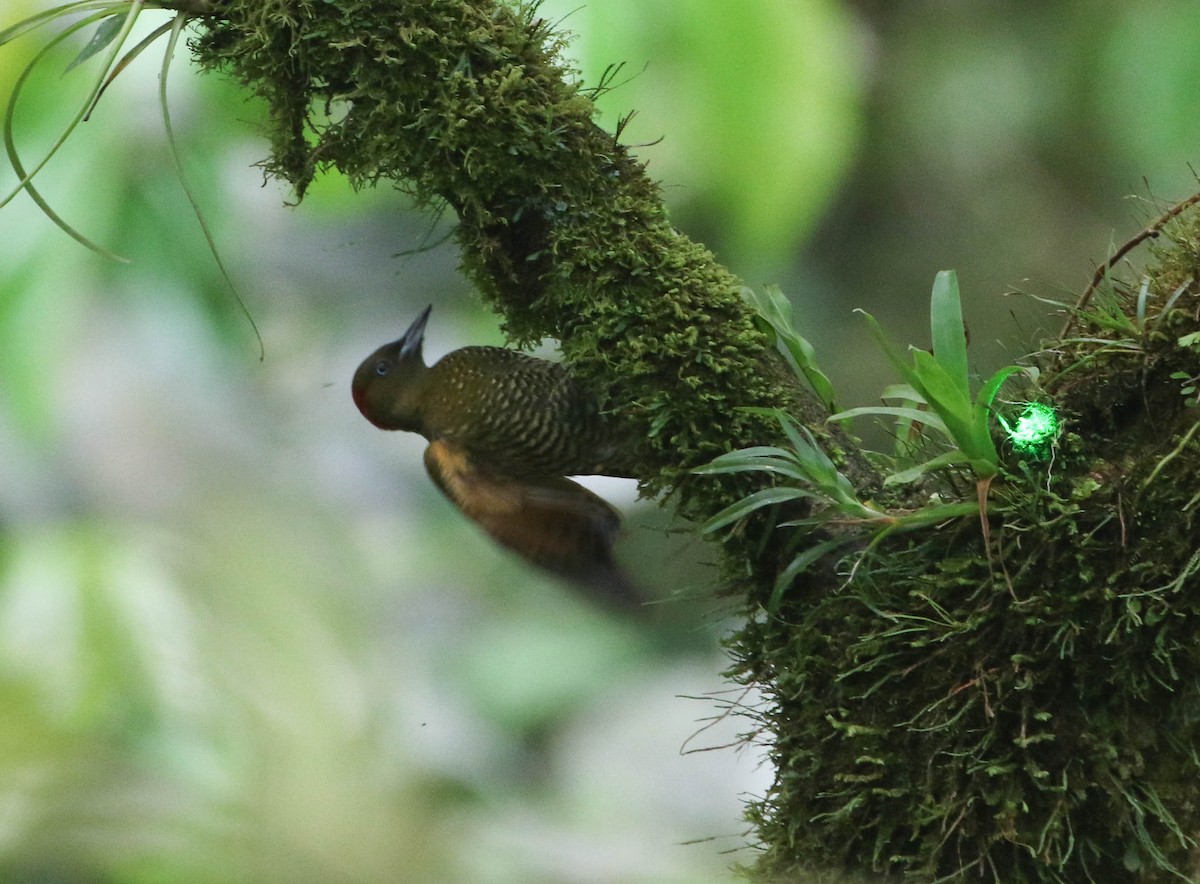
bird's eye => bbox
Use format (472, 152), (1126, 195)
(375, 360), (390, 377)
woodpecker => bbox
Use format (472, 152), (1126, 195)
(352, 306), (642, 610)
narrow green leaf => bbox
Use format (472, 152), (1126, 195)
(1, 0), (145, 262)
(699, 445), (794, 465)
(0, 1), (117, 47)
(830, 405), (950, 436)
(65, 14), (123, 72)
(1061, 337), (1142, 350)
(1135, 276), (1150, 330)
(694, 456), (809, 482)
(768, 539), (846, 612)
(895, 501), (986, 527)
(158, 10), (263, 357)
(908, 349), (992, 462)
(976, 364), (1028, 410)
(786, 338), (837, 412)
(2, 10), (107, 208)
(750, 285), (837, 411)
(784, 428), (841, 487)
(1159, 280), (1192, 325)
(700, 487), (813, 534)
(929, 270), (969, 402)
(857, 308), (921, 389)
(1021, 291), (1071, 309)
(775, 412), (820, 465)
(85, 18), (175, 121)
(909, 349), (973, 420)
(880, 383), (925, 403)
(884, 450), (970, 486)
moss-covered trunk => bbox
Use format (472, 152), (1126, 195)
(186, 0), (841, 499)
(169, 1), (1200, 880)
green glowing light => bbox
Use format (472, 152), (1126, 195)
(1001, 402), (1059, 459)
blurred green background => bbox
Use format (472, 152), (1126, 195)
(1, 1), (1196, 881)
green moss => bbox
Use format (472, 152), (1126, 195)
(731, 209), (1200, 881)
(188, 0), (837, 518)
(181, 2), (1200, 879)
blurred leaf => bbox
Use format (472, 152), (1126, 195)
(64, 13), (122, 73)
(542, 0), (864, 264)
(457, 601), (643, 732)
(1100, 3), (1200, 191)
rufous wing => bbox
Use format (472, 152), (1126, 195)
(423, 439), (644, 610)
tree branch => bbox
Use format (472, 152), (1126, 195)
(167, 2), (1200, 880)
(187, 0), (854, 504)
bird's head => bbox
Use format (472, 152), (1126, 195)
(351, 304), (432, 432)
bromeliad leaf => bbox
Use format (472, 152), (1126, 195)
(696, 446), (811, 483)
(832, 405), (951, 437)
(835, 271), (1027, 481)
(929, 269), (969, 402)
(746, 284), (837, 411)
(699, 408), (883, 526)
(884, 449), (970, 486)
(768, 538), (847, 611)
(701, 486), (815, 534)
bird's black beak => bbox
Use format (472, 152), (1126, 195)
(397, 305), (432, 358)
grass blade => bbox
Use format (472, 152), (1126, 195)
(2, 7), (139, 261)
(701, 487), (813, 534)
(769, 538), (846, 612)
(158, 10), (264, 357)
(64, 13), (123, 72)
(0, 0), (122, 47)
(2, 2), (150, 261)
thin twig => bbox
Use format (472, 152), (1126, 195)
(1061, 190), (1200, 337)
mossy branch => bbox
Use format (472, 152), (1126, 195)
(183, 3), (1200, 879)
(23, 0), (1200, 880)
(183, 0), (858, 514)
